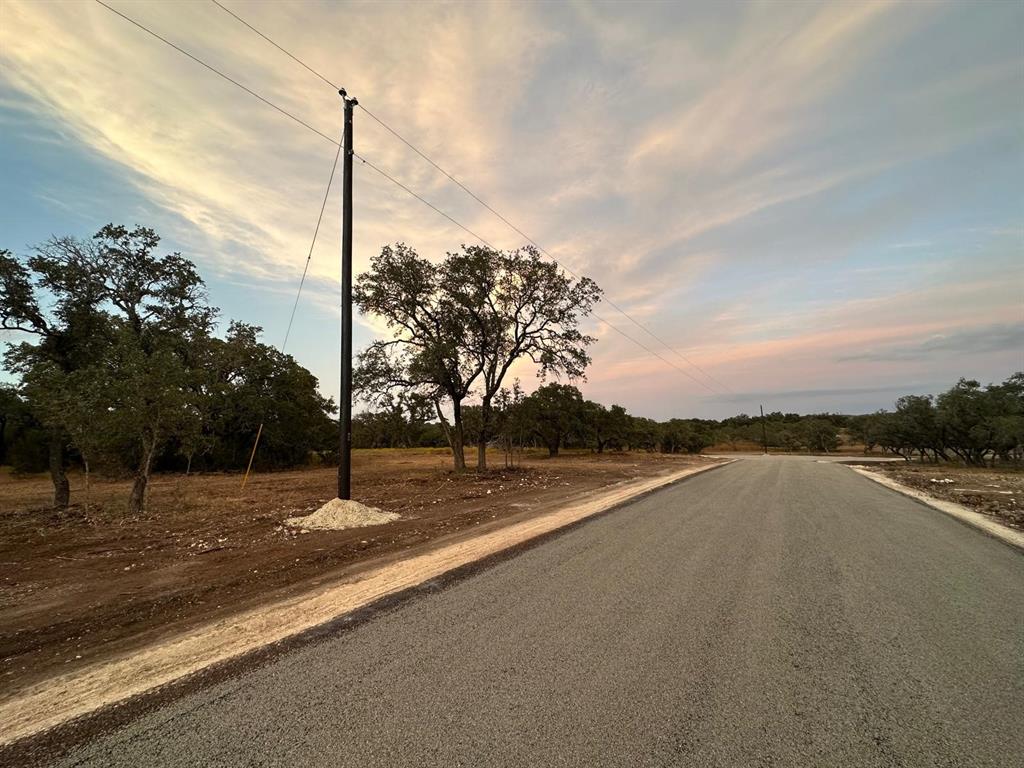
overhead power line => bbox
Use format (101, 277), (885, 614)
(281, 126), (345, 352)
(93, 0), (340, 147)
(363, 104), (734, 395)
(209, 0), (336, 90)
(353, 152), (492, 248)
(354, 151), (720, 391)
(246, 123), (343, 491)
(205, 0), (732, 396)
(94, 0), (341, 351)
(360, 103), (733, 394)
(358, 107), (733, 394)
(94, 0), (725, 395)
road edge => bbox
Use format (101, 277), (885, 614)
(0, 458), (734, 757)
(848, 465), (1024, 551)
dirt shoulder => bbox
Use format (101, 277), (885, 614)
(854, 462), (1024, 531)
(0, 450), (713, 700)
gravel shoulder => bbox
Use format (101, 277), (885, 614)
(854, 462), (1024, 530)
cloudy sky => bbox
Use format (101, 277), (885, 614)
(1, 0), (1021, 419)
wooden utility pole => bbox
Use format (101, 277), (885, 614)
(338, 89), (357, 499)
(760, 404), (768, 455)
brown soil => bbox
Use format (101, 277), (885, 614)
(0, 449), (707, 698)
(859, 463), (1024, 530)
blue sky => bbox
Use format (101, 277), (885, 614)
(1, 0), (1021, 419)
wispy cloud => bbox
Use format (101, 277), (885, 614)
(712, 383), (936, 406)
(1, 0), (1020, 418)
(838, 323), (1024, 363)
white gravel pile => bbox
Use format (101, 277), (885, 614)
(284, 498), (399, 531)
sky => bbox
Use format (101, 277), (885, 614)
(1, 0), (1021, 420)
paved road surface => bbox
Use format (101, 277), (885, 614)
(54, 457), (1024, 767)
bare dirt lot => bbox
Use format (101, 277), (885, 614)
(0, 449), (709, 698)
(859, 462), (1023, 531)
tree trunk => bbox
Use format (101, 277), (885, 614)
(48, 431), (70, 510)
(433, 399), (464, 471)
(128, 473), (147, 515)
(83, 458), (91, 516)
(477, 398), (492, 471)
(128, 438), (158, 515)
(451, 402), (466, 472)
(547, 434), (560, 457)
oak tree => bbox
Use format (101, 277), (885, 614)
(354, 244), (600, 471)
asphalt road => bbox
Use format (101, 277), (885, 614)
(54, 457), (1024, 767)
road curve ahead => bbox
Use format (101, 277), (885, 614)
(53, 457), (1024, 767)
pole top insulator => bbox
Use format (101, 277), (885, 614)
(338, 87), (347, 98)
(349, 97), (359, 106)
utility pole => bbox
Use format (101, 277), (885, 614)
(760, 404), (768, 455)
(338, 89), (357, 499)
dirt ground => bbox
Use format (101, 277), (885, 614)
(859, 462), (1024, 531)
(0, 449), (709, 698)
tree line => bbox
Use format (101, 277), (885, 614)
(846, 374), (1023, 465)
(351, 380), (842, 458)
(1, 226), (336, 512)
(4, 226), (1020, 513)
(2, 230), (604, 509)
(352, 374), (1024, 467)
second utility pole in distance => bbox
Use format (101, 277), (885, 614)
(760, 404), (769, 455)
(338, 89), (357, 500)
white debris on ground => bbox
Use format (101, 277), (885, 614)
(284, 498), (399, 531)
(929, 478), (954, 484)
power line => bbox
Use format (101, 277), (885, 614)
(353, 152), (492, 248)
(94, 0), (722, 395)
(244, 120), (342, 491)
(281, 126), (345, 352)
(209, 0), (336, 90)
(365, 113), (733, 393)
(353, 151), (718, 393)
(358, 105), (732, 395)
(92, 0), (343, 354)
(241, 116), (342, 492)
(205, 0), (732, 395)
(93, 0), (340, 147)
